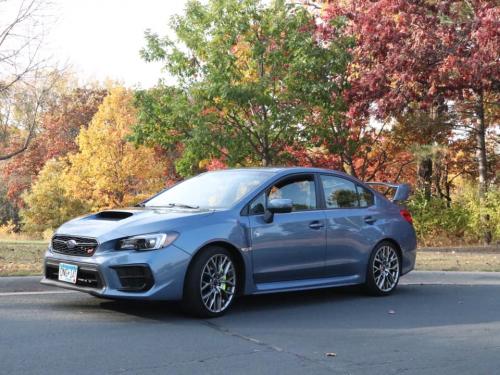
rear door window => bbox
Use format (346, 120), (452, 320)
(320, 175), (359, 208)
(357, 185), (374, 207)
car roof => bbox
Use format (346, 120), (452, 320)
(212, 167), (355, 179)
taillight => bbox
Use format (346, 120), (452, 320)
(400, 209), (413, 224)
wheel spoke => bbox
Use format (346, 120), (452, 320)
(387, 272), (394, 283)
(216, 291), (222, 311)
(378, 274), (385, 289)
(202, 289), (214, 301)
(221, 288), (234, 296)
(210, 292), (217, 310)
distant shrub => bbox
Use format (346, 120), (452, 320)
(42, 228), (54, 242)
(407, 193), (470, 246)
(457, 184), (500, 243)
(0, 220), (16, 236)
(408, 183), (500, 246)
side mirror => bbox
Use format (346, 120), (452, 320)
(263, 199), (293, 223)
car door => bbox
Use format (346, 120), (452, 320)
(319, 174), (381, 278)
(248, 174), (326, 284)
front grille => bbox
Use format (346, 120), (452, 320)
(45, 263), (103, 289)
(113, 265), (154, 292)
(51, 235), (98, 257)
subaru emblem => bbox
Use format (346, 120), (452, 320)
(66, 239), (77, 249)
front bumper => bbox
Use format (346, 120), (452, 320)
(41, 244), (191, 301)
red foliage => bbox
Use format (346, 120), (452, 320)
(1, 88), (106, 205)
(322, 0), (500, 118)
(282, 144), (342, 170)
(205, 158), (228, 171)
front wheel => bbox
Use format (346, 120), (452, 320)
(364, 241), (400, 296)
(183, 246), (237, 318)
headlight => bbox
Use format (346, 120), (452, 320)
(118, 232), (178, 251)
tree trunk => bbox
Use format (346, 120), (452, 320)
(475, 92), (488, 196)
(418, 156), (433, 200)
(475, 90), (491, 244)
(261, 148), (271, 167)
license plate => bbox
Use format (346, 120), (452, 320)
(58, 263), (78, 284)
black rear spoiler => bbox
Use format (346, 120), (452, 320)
(365, 182), (411, 203)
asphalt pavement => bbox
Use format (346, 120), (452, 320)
(1, 272), (500, 375)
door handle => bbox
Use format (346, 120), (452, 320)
(309, 221), (324, 229)
(364, 216), (377, 224)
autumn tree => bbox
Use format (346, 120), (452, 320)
(134, 0), (351, 175)
(322, 0), (499, 194)
(1, 86), (107, 208)
(20, 159), (89, 233)
(65, 86), (166, 210)
(320, 0), (499, 243)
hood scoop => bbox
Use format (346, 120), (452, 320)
(90, 211), (134, 221)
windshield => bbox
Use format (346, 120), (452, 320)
(145, 170), (274, 210)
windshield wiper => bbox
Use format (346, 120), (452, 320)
(165, 203), (200, 209)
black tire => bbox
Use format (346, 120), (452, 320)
(364, 241), (401, 296)
(182, 246), (238, 318)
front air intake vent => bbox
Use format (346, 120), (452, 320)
(112, 265), (154, 292)
(93, 211), (134, 221)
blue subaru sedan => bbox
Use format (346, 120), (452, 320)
(42, 168), (416, 317)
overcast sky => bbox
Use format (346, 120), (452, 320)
(44, 0), (189, 87)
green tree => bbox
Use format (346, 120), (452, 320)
(133, 0), (351, 175)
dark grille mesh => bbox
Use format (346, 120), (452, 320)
(51, 235), (98, 257)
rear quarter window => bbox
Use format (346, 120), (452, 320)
(357, 185), (374, 207)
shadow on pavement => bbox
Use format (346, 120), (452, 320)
(93, 283), (500, 331)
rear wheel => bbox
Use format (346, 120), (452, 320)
(183, 246), (237, 318)
(364, 241), (400, 296)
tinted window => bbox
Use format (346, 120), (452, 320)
(249, 192), (266, 215)
(357, 185), (374, 207)
(320, 175), (358, 208)
(269, 177), (316, 211)
(248, 175), (317, 214)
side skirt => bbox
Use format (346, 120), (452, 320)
(252, 274), (363, 295)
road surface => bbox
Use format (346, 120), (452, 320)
(1, 272), (500, 374)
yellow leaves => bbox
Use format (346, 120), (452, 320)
(232, 38), (259, 83)
(20, 158), (89, 233)
(347, 62), (362, 81)
(64, 86), (166, 211)
(389, 78), (399, 90)
(198, 158), (210, 169)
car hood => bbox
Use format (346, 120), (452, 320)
(55, 207), (215, 243)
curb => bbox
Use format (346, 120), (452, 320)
(401, 271), (500, 286)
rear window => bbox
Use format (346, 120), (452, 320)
(357, 185), (374, 207)
(320, 175), (358, 208)
(320, 175), (375, 208)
